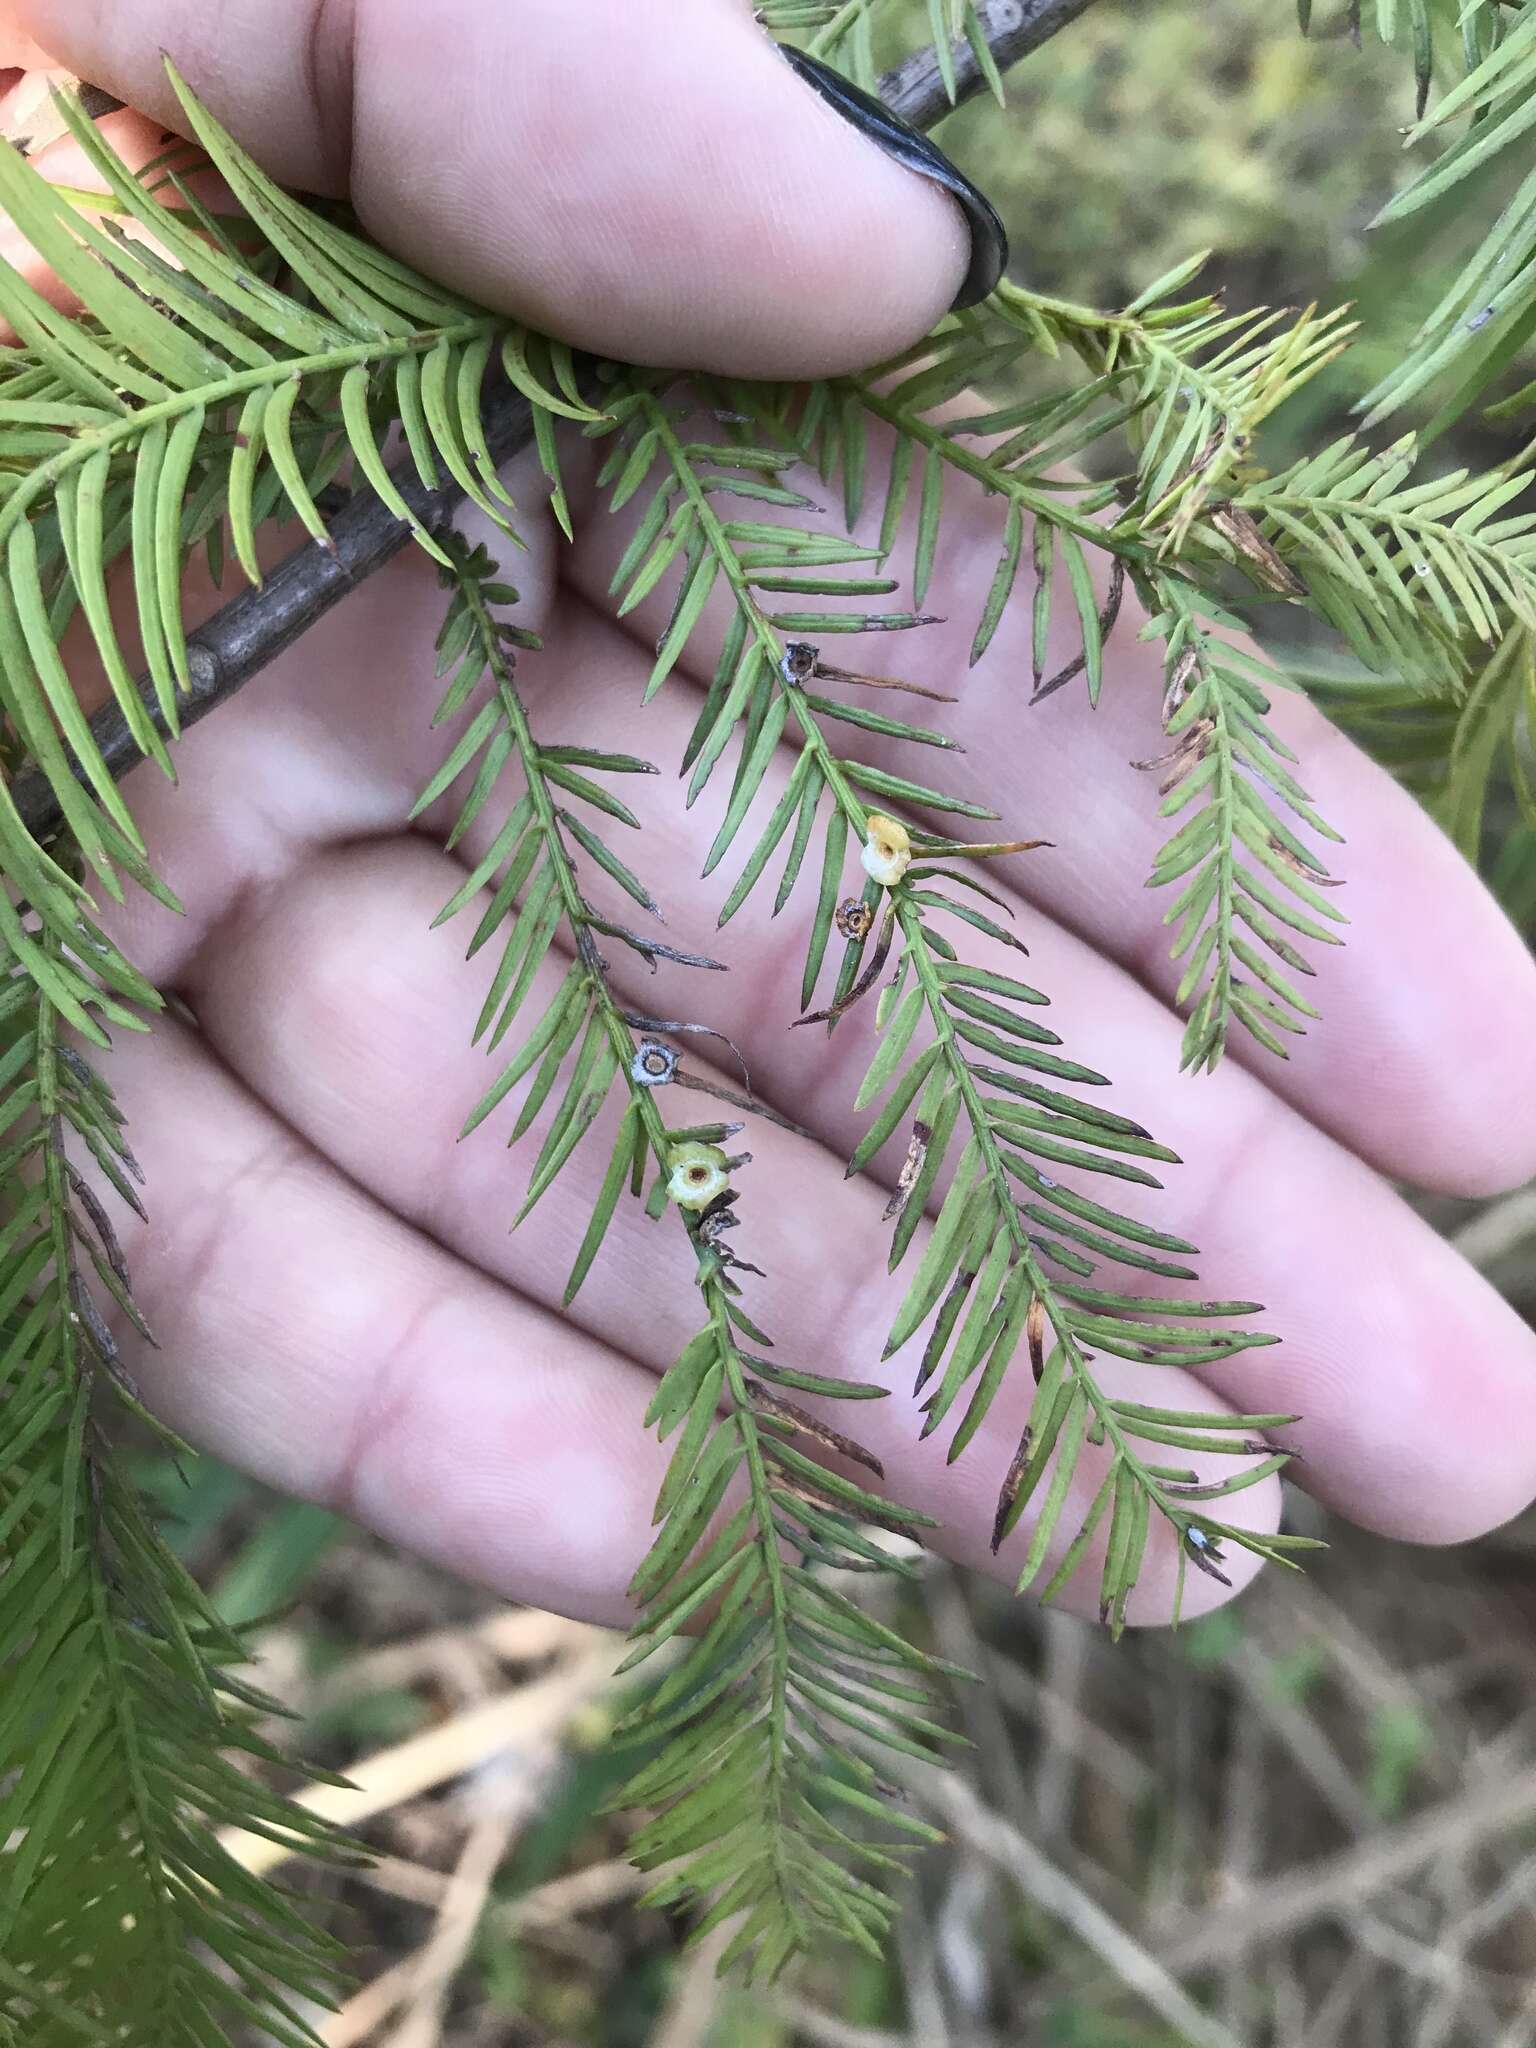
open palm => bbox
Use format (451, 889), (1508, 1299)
(14, 0), (1536, 1638)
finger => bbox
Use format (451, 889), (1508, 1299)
(15, 0), (970, 375)
(98, 1004), (1270, 1627)
(563, 415), (1536, 1199)
(103, 1020), (674, 1628)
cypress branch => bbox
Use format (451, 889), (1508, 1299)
(2, 0), (1535, 2010)
(8, 2), (1101, 842)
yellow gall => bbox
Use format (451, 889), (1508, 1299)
(860, 814), (912, 889)
(666, 1141), (729, 1213)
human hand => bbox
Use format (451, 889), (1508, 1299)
(11, 0), (1536, 1633)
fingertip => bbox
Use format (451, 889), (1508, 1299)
(1364, 1297), (1536, 1548)
(1233, 1209), (1536, 1549)
(1258, 698), (1536, 1196)
(356, 3), (971, 378)
(1311, 882), (1536, 1200)
(16, 0), (971, 379)
(764, 31), (975, 360)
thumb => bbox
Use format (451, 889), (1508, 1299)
(12, 0), (976, 377)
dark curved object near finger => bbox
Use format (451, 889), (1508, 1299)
(779, 44), (1009, 310)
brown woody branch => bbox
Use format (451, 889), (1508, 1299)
(883, 0), (1100, 126)
(12, 0), (1101, 840)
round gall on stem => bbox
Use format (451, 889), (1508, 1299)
(835, 897), (875, 940)
(631, 1039), (679, 1087)
(666, 1141), (730, 1213)
(860, 814), (912, 889)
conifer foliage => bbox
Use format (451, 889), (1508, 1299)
(2, 4), (1535, 2028)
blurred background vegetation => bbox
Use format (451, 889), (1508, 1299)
(941, 0), (1411, 312)
(161, 8), (1536, 2044)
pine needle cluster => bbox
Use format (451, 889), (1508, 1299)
(0, 4), (1534, 2030)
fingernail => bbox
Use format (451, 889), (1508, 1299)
(779, 46), (1008, 312)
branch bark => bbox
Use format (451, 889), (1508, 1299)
(12, 0), (1102, 840)
(884, 0), (1101, 129)
(36, 399), (537, 812)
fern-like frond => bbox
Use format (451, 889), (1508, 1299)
(686, 300), (1356, 1080)
(1342, 0), (1536, 424)
(850, 891), (1314, 1617)
(1139, 579), (1347, 1071)
(617, 404), (1313, 1625)
(1233, 433), (1536, 692)
(412, 534), (686, 1300)
(827, 335), (1135, 685)
(989, 275), (1354, 549)
(807, 280), (1349, 685)
(618, 1267), (956, 1981)
(0, 926), (349, 2046)
(0, 71), (586, 938)
(427, 536), (961, 1971)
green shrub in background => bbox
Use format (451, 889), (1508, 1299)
(919, 0), (1411, 308)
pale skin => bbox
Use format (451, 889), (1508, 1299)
(6, 0), (1536, 1633)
